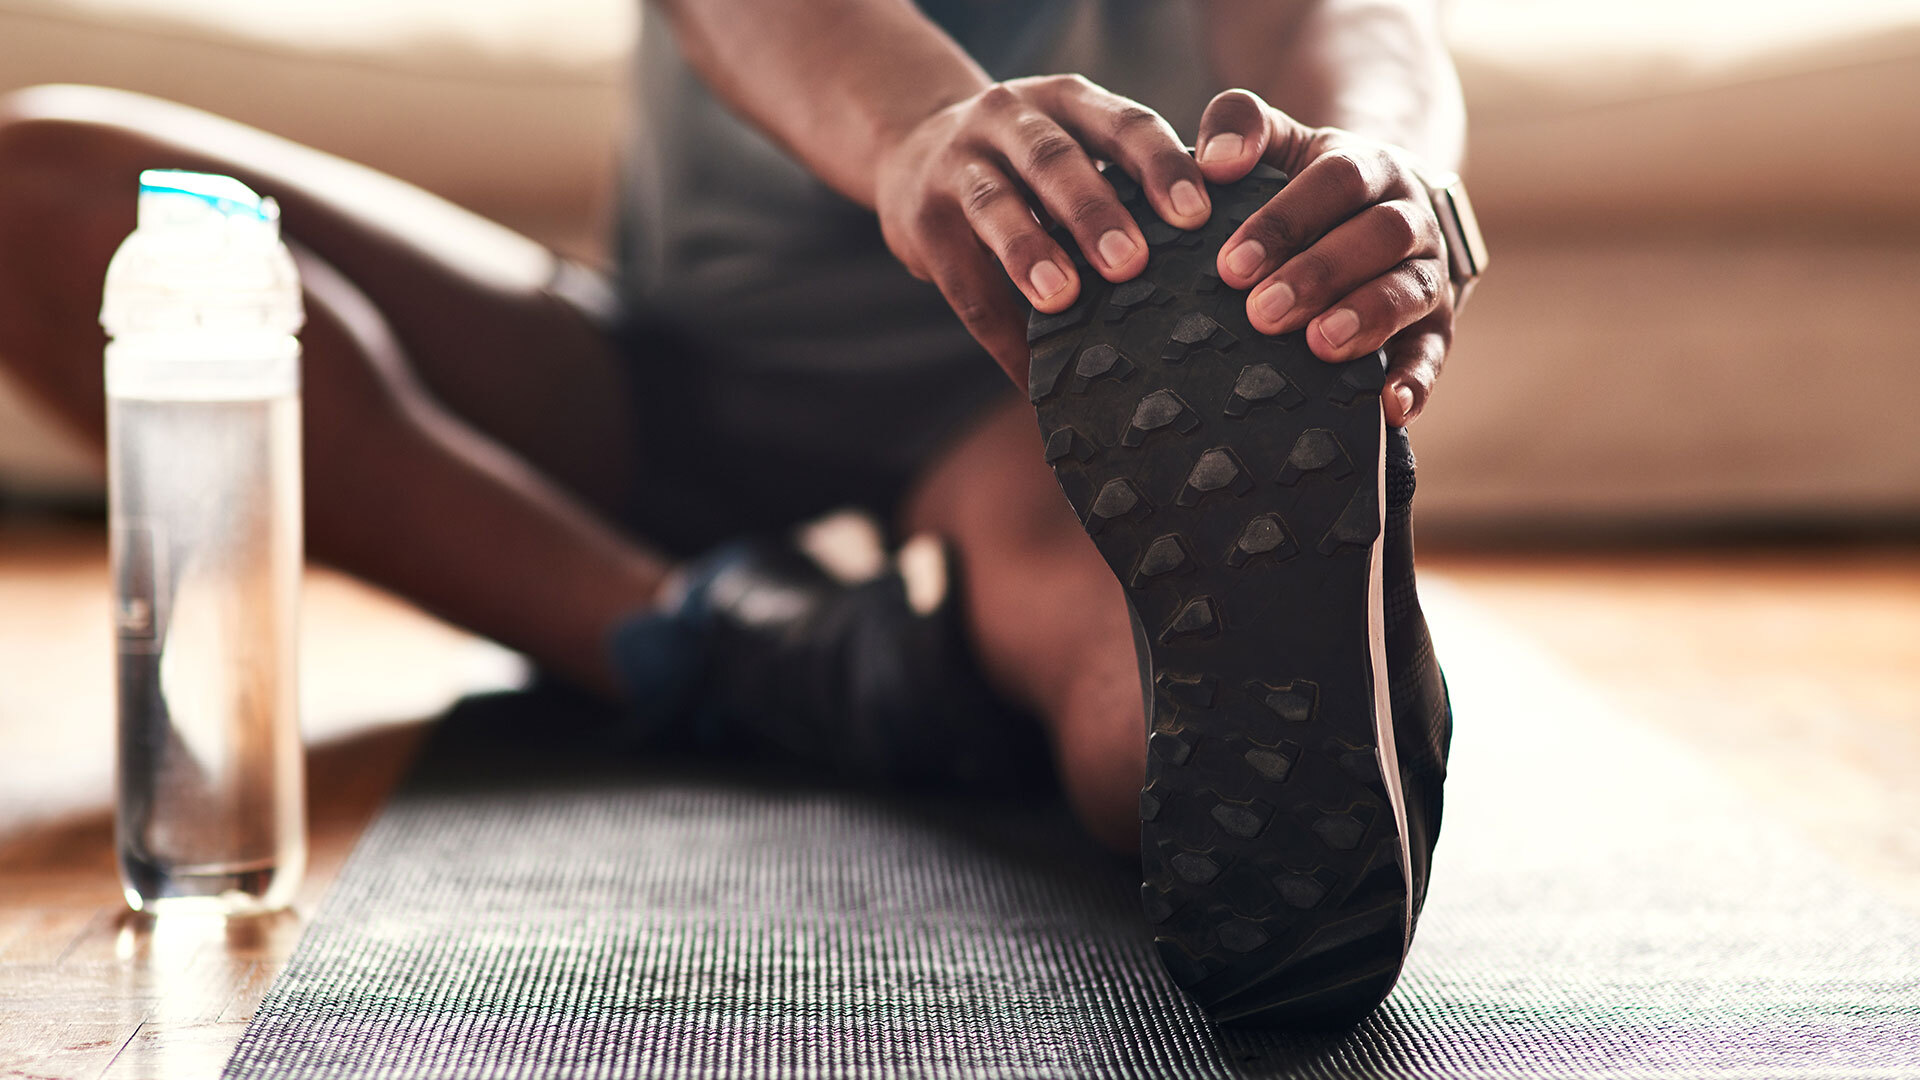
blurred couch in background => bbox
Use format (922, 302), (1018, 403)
(2, 0), (1916, 534)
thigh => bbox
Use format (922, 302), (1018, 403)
(0, 85), (638, 516)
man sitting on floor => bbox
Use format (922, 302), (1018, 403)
(0, 0), (1477, 1025)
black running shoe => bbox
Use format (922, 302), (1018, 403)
(609, 532), (1051, 791)
(1027, 165), (1452, 1027)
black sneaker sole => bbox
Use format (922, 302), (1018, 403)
(1027, 166), (1413, 1027)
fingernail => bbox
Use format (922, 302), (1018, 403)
(1224, 239), (1265, 279)
(1029, 260), (1069, 300)
(1199, 133), (1243, 164)
(1393, 384), (1417, 420)
(1097, 229), (1138, 271)
(1254, 281), (1295, 324)
(1169, 179), (1206, 219)
(1319, 308), (1360, 348)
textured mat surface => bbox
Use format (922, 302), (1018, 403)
(224, 590), (1920, 1079)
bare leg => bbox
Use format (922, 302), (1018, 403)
(0, 86), (665, 694)
(900, 398), (1145, 852)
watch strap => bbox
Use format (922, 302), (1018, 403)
(1422, 171), (1487, 313)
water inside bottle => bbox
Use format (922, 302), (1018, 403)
(110, 392), (305, 915)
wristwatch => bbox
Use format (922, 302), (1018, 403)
(1419, 170), (1487, 314)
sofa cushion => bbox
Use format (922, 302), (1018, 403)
(0, 0), (630, 243)
(1451, 0), (1920, 235)
(8, 0), (1914, 241)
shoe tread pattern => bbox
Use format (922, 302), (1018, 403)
(1029, 167), (1408, 1028)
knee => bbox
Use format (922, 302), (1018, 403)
(0, 83), (168, 151)
(0, 88), (145, 295)
(0, 85), (136, 194)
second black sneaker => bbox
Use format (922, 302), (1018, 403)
(1027, 165), (1452, 1027)
(608, 527), (1053, 792)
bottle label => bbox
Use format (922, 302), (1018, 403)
(112, 519), (169, 654)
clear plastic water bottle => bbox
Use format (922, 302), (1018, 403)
(101, 170), (307, 915)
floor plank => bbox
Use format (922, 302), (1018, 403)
(99, 1022), (252, 1080)
(0, 1009), (145, 1080)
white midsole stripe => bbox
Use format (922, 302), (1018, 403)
(1367, 412), (1416, 949)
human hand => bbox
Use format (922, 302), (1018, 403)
(874, 76), (1209, 383)
(1193, 89), (1453, 426)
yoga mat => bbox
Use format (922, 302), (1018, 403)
(222, 588), (1920, 1078)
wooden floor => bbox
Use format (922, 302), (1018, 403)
(1435, 543), (1920, 910)
(2, 520), (1916, 1079)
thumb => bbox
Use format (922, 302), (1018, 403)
(1194, 89), (1311, 183)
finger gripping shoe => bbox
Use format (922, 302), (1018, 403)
(1028, 165), (1434, 1027)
